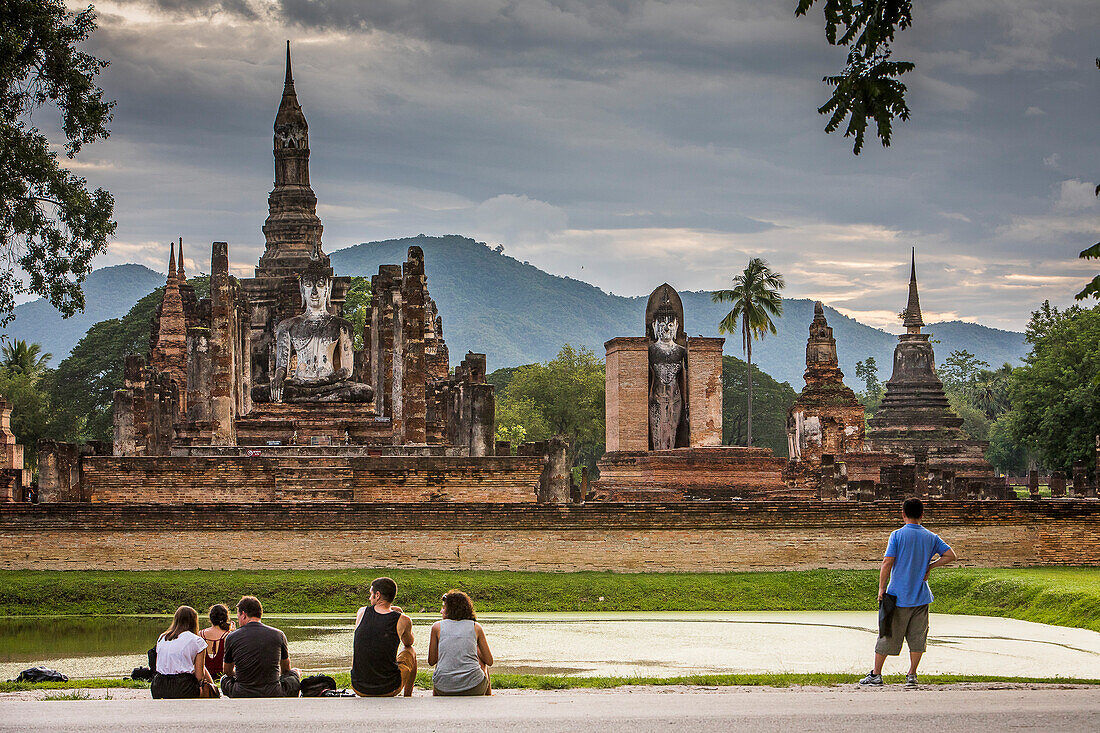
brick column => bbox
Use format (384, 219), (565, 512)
(604, 337), (648, 452)
(1028, 469), (1040, 500)
(401, 247), (427, 444)
(209, 242), (237, 445)
(686, 336), (724, 447)
(1049, 470), (1066, 498)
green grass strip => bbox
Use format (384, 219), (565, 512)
(1, 568), (1098, 631)
(4, 672), (1098, 695)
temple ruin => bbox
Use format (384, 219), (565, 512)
(591, 283), (801, 500)
(35, 43), (558, 504)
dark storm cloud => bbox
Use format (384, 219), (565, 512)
(67, 0), (1100, 330)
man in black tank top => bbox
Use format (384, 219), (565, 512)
(351, 577), (417, 696)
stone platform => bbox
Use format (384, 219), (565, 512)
(591, 446), (810, 500)
(233, 403), (393, 446)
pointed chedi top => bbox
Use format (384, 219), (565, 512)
(167, 240), (177, 284)
(176, 237), (186, 282)
(284, 39), (293, 87)
(903, 247), (924, 333)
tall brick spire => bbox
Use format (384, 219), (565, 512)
(257, 40), (327, 277)
(176, 237), (186, 282)
(150, 242), (189, 411)
(903, 247), (924, 334)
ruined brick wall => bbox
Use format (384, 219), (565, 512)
(2, 501), (1097, 571)
(685, 337), (724, 447)
(82, 455), (541, 503)
(604, 337), (649, 452)
(593, 447), (803, 500)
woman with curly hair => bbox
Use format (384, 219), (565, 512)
(428, 590), (494, 696)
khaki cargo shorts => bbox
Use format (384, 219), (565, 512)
(875, 603), (929, 656)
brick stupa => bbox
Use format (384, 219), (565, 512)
(786, 301), (866, 462)
(866, 251), (994, 478)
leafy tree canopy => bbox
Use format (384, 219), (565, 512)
(1007, 301), (1100, 472)
(343, 276), (371, 350)
(1, 338), (51, 377)
(1, 1), (116, 325)
(721, 354), (796, 456)
(796, 0), (914, 154)
(494, 344), (605, 468)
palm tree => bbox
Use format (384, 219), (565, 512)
(712, 258), (784, 446)
(1, 339), (52, 378)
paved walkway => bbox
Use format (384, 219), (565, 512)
(3, 685), (1099, 732)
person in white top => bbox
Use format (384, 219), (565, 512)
(151, 605), (217, 699)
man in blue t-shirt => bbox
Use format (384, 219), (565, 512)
(859, 497), (957, 688)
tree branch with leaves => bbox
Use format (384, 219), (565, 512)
(0, 1), (116, 326)
(796, 0), (915, 154)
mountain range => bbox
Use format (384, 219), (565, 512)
(2, 235), (1028, 387)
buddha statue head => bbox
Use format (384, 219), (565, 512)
(299, 242), (332, 316)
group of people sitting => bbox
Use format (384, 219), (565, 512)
(150, 577), (493, 699)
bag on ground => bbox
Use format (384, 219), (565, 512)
(15, 667), (69, 683)
(298, 674), (337, 697)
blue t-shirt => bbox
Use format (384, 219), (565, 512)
(884, 523), (951, 607)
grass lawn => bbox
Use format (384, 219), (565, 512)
(1, 567), (1098, 632)
(4, 671), (1099, 694)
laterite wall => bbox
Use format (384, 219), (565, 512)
(2, 501), (1097, 571)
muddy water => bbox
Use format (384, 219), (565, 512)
(2, 612), (1098, 680)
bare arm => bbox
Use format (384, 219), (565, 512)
(474, 623), (493, 667)
(222, 661), (234, 678)
(193, 649), (207, 681)
(271, 323), (290, 402)
(397, 614), (415, 648)
(428, 622), (441, 666)
(878, 556), (895, 602)
(925, 547), (957, 580)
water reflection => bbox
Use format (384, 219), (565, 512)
(2, 612), (1098, 681)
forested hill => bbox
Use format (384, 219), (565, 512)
(330, 235), (1028, 386)
(1, 235), (1028, 387)
(2, 264), (164, 366)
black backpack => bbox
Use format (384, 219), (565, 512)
(15, 667), (69, 683)
(298, 674), (337, 697)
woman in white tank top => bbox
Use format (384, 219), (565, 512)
(428, 590), (494, 696)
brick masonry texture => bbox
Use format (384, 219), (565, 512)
(2, 501), (1096, 571)
(82, 456), (543, 503)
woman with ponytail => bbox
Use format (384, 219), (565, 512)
(199, 604), (236, 680)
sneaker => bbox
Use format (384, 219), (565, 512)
(858, 671), (883, 686)
(905, 674), (918, 689)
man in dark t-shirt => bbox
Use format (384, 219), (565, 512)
(220, 595), (301, 698)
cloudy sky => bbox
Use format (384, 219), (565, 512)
(46, 0), (1100, 331)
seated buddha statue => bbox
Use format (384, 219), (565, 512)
(270, 260), (373, 404)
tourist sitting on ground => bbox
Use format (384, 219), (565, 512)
(198, 603), (235, 680)
(350, 577), (417, 697)
(151, 605), (217, 699)
(220, 595), (301, 698)
(428, 590), (493, 696)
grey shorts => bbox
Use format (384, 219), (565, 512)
(875, 603), (929, 656)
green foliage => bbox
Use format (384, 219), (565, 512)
(43, 276), (210, 442)
(1007, 300), (1100, 472)
(1, 339), (51, 376)
(0, 0), (116, 325)
(854, 356), (883, 414)
(497, 344), (605, 467)
(713, 258), (785, 447)
(721, 355), (796, 456)
(0, 339), (81, 469)
(342, 276), (371, 350)
(986, 415), (1030, 475)
(795, 0), (914, 154)
(938, 349), (989, 392)
(3, 568), (1100, 633)
(494, 396), (549, 451)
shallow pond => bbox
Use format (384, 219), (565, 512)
(2, 612), (1098, 681)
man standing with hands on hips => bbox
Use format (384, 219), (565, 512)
(860, 498), (957, 689)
